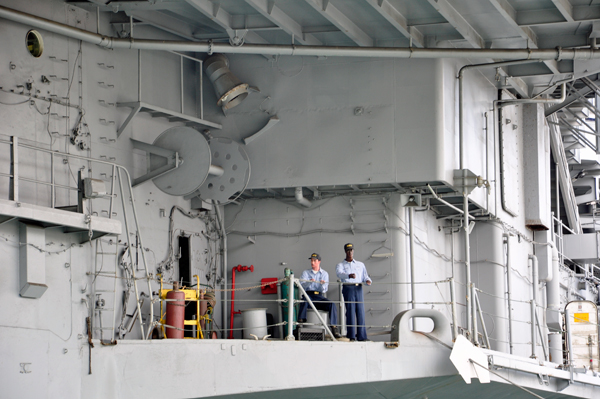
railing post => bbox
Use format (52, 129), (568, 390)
(530, 300), (537, 358)
(276, 281), (283, 339)
(471, 283), (478, 344)
(286, 273), (295, 341)
(449, 278), (458, 341)
(108, 164), (116, 218)
(339, 280), (346, 337)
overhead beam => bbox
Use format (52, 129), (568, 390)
(489, 0), (560, 74)
(365, 0), (424, 48)
(427, 0), (530, 95)
(426, 0), (484, 48)
(305, 0), (373, 47)
(125, 11), (196, 41)
(185, 0), (269, 44)
(551, 0), (574, 22)
(518, 5), (600, 26)
(245, 0), (322, 45)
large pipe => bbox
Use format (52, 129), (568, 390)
(530, 254), (539, 304)
(3, 6), (600, 60)
(295, 187), (312, 208)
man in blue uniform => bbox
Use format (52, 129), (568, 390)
(336, 243), (372, 341)
(298, 253), (341, 338)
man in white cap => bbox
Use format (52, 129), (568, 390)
(298, 253), (341, 338)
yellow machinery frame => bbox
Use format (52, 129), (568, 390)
(158, 275), (211, 339)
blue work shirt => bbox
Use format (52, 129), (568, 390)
(300, 268), (329, 293)
(336, 259), (371, 284)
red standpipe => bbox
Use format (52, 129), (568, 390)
(229, 264), (254, 339)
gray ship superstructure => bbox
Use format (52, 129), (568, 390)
(2, 1), (600, 398)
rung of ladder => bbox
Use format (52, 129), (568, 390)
(95, 307), (114, 311)
(95, 271), (117, 275)
(95, 289), (115, 293)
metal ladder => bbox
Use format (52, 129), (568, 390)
(91, 237), (120, 341)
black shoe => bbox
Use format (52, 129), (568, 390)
(330, 326), (341, 339)
(349, 338), (356, 342)
(298, 318), (307, 323)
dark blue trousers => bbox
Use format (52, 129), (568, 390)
(342, 285), (367, 341)
(298, 292), (338, 326)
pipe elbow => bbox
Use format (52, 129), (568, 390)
(295, 187), (312, 208)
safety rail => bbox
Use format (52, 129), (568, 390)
(96, 269), (565, 366)
(553, 213), (600, 285)
(0, 137), (154, 340)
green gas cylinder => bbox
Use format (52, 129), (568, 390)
(280, 268), (300, 336)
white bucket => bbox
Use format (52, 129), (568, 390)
(307, 309), (329, 328)
(241, 308), (268, 339)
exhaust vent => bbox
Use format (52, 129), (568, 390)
(204, 54), (249, 110)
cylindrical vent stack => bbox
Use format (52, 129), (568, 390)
(204, 53), (249, 110)
(166, 284), (185, 339)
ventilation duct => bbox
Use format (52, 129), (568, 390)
(204, 54), (249, 110)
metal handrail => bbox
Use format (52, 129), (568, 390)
(0, 137), (153, 340)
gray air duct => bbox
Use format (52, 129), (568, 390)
(204, 54), (249, 110)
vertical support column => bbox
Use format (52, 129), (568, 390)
(180, 55), (184, 114)
(409, 207), (416, 309)
(523, 104), (551, 230)
(10, 136), (18, 202)
(463, 190), (472, 341)
(388, 194), (408, 317)
(137, 50), (142, 102)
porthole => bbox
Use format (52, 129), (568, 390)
(26, 30), (44, 58)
